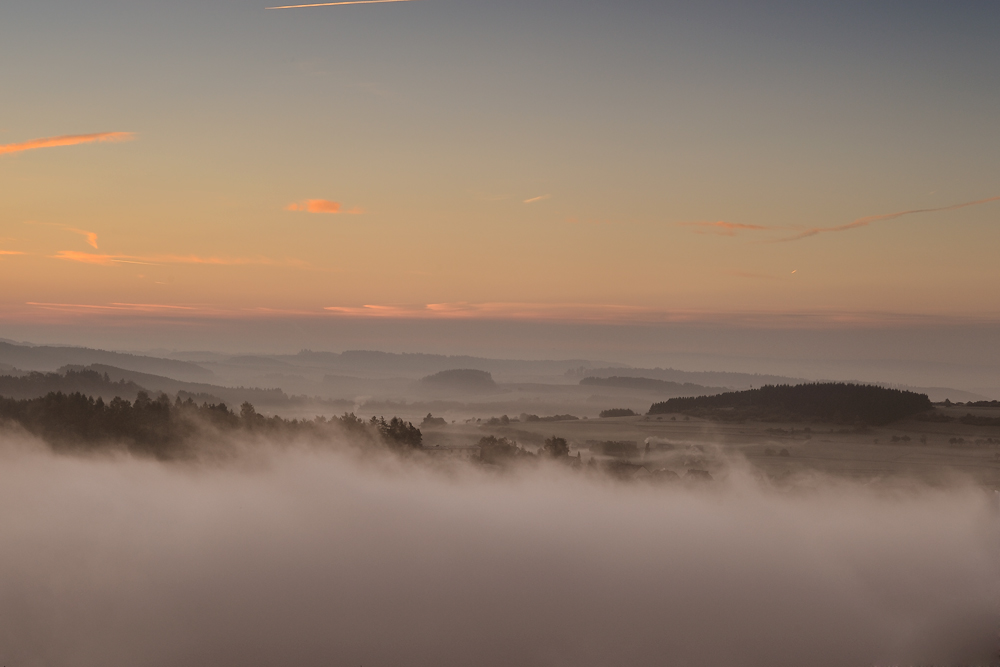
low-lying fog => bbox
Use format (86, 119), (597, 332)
(1, 432), (997, 667)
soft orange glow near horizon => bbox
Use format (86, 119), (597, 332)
(3, 3), (1000, 335)
(0, 132), (134, 156)
(3, 300), (993, 331)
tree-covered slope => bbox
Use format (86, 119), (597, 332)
(648, 383), (932, 425)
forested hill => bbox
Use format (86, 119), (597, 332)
(648, 383), (932, 425)
(0, 391), (422, 459)
(0, 369), (145, 401)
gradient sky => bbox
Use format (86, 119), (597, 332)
(2, 0), (999, 327)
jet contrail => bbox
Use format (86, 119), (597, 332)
(267, 0), (415, 9)
(776, 195), (1000, 242)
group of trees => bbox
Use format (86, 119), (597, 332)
(599, 408), (636, 418)
(0, 390), (422, 458)
(476, 435), (570, 464)
(649, 383), (933, 426)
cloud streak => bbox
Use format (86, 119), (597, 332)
(26, 302), (200, 314)
(523, 195), (551, 204)
(23, 222), (100, 249)
(65, 227), (99, 249)
(267, 0), (416, 9)
(325, 302), (708, 323)
(681, 221), (777, 237)
(0, 132), (134, 156)
(52, 251), (306, 267)
(776, 195), (1000, 242)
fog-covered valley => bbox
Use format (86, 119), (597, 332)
(0, 430), (998, 667)
(3, 338), (1000, 666)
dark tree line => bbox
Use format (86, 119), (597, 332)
(599, 408), (637, 418)
(648, 383), (933, 426)
(0, 390), (422, 458)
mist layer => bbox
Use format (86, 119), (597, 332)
(0, 436), (997, 667)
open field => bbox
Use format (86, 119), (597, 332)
(423, 404), (1000, 487)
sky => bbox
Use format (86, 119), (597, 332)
(1, 1), (999, 355)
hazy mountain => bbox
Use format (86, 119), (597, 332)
(570, 366), (806, 390)
(0, 342), (213, 382)
(580, 376), (726, 396)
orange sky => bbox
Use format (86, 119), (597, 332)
(2, 1), (999, 328)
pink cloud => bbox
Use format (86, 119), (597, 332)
(286, 199), (365, 215)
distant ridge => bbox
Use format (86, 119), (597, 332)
(293, 349), (622, 378)
(571, 366), (805, 390)
(0, 341), (213, 382)
(580, 376), (725, 395)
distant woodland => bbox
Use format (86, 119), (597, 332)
(0, 391), (422, 459)
(0, 369), (145, 401)
(648, 383), (933, 425)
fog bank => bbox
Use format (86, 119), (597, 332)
(0, 437), (997, 666)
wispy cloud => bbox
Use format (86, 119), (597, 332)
(523, 195), (551, 204)
(0, 132), (134, 156)
(775, 195), (1000, 242)
(74, 227), (97, 250)
(681, 221), (777, 237)
(52, 251), (149, 266)
(52, 251), (306, 267)
(325, 302), (671, 323)
(24, 221), (100, 248)
(286, 199), (363, 214)
(322, 303), (1000, 327)
(0, 250), (26, 256)
(267, 0), (416, 8)
(679, 196), (1000, 242)
(27, 302), (198, 313)
(66, 227), (99, 249)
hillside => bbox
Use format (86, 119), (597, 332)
(0, 369), (145, 401)
(569, 366), (805, 390)
(648, 383), (932, 425)
(0, 341), (212, 381)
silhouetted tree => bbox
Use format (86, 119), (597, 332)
(541, 436), (570, 458)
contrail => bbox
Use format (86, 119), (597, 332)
(523, 195), (551, 204)
(267, 0), (415, 9)
(777, 195), (1000, 242)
